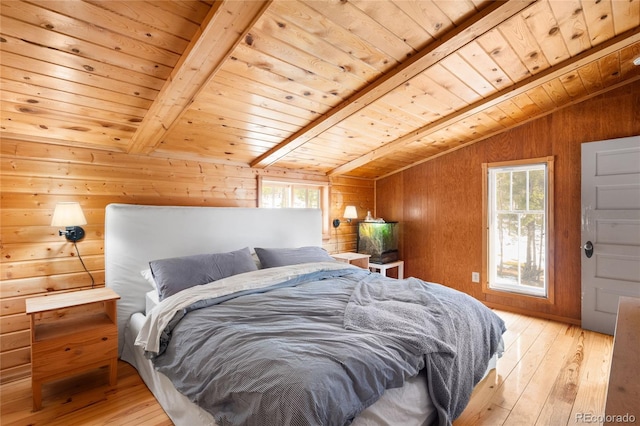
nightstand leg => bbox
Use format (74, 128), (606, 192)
(32, 379), (42, 411)
(109, 358), (118, 386)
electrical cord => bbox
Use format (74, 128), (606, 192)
(73, 240), (95, 288)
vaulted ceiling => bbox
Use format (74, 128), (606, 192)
(1, 0), (639, 179)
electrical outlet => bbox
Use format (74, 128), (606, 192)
(472, 272), (480, 283)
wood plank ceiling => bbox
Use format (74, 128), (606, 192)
(1, 0), (639, 179)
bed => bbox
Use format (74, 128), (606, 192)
(105, 203), (505, 426)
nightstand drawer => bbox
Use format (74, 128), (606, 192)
(31, 325), (117, 377)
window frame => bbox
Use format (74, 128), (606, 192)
(258, 176), (330, 238)
(481, 156), (555, 304)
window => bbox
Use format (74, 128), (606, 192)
(258, 177), (330, 237)
(482, 157), (554, 300)
(261, 182), (320, 209)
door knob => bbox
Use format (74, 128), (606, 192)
(583, 241), (594, 258)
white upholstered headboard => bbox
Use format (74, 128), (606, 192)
(104, 203), (323, 354)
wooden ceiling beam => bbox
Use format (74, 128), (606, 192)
(372, 75), (640, 181)
(250, 0), (536, 169)
(127, 0), (272, 154)
(328, 27), (640, 177)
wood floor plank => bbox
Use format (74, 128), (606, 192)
(0, 362), (170, 426)
(498, 311), (537, 349)
(492, 319), (561, 410)
(505, 323), (580, 425)
(534, 328), (589, 425)
(566, 331), (613, 426)
(1, 311), (613, 426)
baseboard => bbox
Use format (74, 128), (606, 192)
(483, 301), (581, 326)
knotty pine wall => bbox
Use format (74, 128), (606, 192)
(0, 140), (373, 383)
(376, 81), (640, 325)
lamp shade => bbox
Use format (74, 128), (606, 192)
(343, 205), (358, 219)
(51, 202), (87, 227)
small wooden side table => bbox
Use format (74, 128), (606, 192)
(26, 287), (120, 410)
(332, 252), (371, 269)
(369, 260), (404, 279)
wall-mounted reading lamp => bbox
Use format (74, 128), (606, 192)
(332, 205), (358, 228)
(52, 202), (94, 287)
(51, 202), (87, 241)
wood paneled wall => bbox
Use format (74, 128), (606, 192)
(376, 81), (640, 324)
(0, 141), (373, 382)
(3, 82), (635, 384)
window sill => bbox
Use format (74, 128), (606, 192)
(482, 285), (555, 305)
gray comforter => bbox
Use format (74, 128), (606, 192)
(151, 267), (505, 426)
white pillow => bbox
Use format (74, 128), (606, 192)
(140, 268), (158, 291)
(251, 251), (262, 269)
(145, 289), (160, 315)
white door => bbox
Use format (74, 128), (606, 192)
(581, 135), (640, 335)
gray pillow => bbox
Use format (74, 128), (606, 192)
(150, 247), (257, 300)
(254, 246), (335, 269)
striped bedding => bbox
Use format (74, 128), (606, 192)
(136, 263), (505, 426)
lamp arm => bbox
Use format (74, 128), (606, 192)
(59, 226), (85, 242)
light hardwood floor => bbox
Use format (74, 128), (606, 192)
(454, 310), (613, 426)
(0, 310), (613, 426)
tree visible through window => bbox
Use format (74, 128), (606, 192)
(261, 182), (320, 209)
(483, 157), (554, 299)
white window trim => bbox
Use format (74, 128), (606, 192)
(482, 156), (555, 304)
(258, 176), (330, 238)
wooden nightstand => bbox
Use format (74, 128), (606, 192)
(26, 287), (120, 410)
(332, 252), (371, 269)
